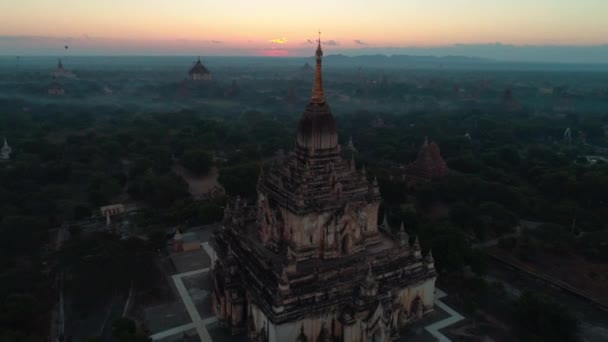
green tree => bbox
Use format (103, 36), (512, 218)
(514, 292), (580, 342)
(112, 318), (136, 338)
(218, 163), (260, 198)
(181, 149), (213, 175)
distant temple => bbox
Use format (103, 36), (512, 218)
(189, 57), (212, 81)
(210, 39), (436, 342)
(100, 203), (126, 227)
(286, 87), (297, 104)
(397, 138), (448, 185)
(345, 135), (358, 154)
(224, 80), (240, 97)
(300, 62), (313, 72)
(1, 138), (12, 160)
(52, 59), (74, 78)
(48, 77), (65, 95)
(502, 88), (522, 112)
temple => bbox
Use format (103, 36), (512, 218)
(1, 138), (12, 160)
(189, 57), (212, 81)
(397, 138), (448, 186)
(300, 62), (314, 73)
(52, 59), (74, 78)
(225, 80), (240, 97)
(48, 77), (65, 96)
(502, 88), (522, 112)
(210, 39), (437, 342)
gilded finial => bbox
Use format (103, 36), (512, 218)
(311, 30), (325, 103)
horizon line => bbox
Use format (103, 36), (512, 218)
(3, 54), (608, 67)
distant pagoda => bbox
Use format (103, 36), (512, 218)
(398, 138), (448, 185)
(189, 57), (212, 81)
(502, 88), (522, 112)
(210, 38), (437, 342)
(48, 77), (64, 95)
(52, 59), (74, 78)
(1, 138), (12, 160)
(300, 62), (313, 72)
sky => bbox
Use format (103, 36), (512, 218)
(1, 0), (608, 62)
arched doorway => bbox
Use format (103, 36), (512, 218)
(410, 297), (423, 319)
(342, 234), (353, 254)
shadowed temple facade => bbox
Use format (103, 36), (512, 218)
(397, 138), (448, 187)
(209, 41), (437, 342)
(189, 57), (212, 81)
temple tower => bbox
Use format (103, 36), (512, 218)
(52, 59), (74, 78)
(210, 38), (437, 342)
(1, 138), (12, 160)
(189, 57), (212, 81)
(257, 37), (380, 260)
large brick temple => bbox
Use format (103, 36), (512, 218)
(209, 39), (437, 342)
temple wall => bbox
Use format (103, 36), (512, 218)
(251, 304), (344, 342)
(192, 73), (212, 81)
(396, 277), (436, 311)
(282, 201), (379, 252)
(250, 303), (404, 342)
(364, 202), (380, 233)
(283, 210), (334, 248)
(296, 129), (338, 150)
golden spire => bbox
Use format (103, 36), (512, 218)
(311, 30), (325, 104)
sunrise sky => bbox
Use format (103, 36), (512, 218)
(1, 0), (608, 59)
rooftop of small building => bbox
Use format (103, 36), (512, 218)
(181, 232), (200, 243)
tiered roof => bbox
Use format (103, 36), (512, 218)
(259, 39), (378, 214)
(189, 57), (211, 75)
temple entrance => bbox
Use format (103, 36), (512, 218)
(342, 234), (353, 254)
(410, 297), (423, 319)
(372, 329), (384, 342)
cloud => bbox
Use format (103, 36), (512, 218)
(354, 39), (367, 45)
(269, 38), (288, 44)
(211, 40), (222, 44)
(306, 39), (314, 44)
(325, 40), (339, 46)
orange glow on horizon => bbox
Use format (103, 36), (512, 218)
(1, 0), (608, 57)
(261, 49), (289, 57)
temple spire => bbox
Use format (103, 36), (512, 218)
(311, 31), (325, 103)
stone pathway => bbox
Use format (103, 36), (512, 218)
(152, 242), (216, 341)
(149, 323), (195, 340)
(424, 289), (465, 341)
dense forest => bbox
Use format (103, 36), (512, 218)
(1, 59), (607, 341)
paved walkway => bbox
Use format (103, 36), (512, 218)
(152, 242), (217, 341)
(424, 289), (465, 342)
(172, 270), (212, 341)
(150, 323), (195, 340)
